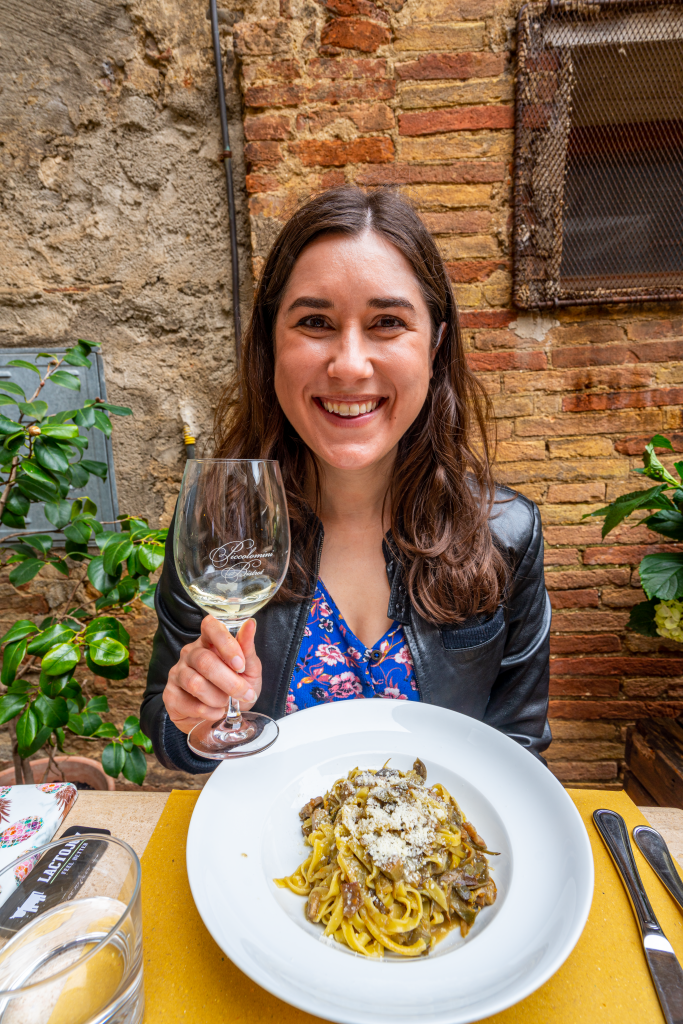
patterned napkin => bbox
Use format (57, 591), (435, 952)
(0, 782), (78, 907)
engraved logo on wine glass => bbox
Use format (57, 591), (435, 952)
(209, 539), (273, 580)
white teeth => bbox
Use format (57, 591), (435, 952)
(321, 400), (379, 417)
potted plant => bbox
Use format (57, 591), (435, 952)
(0, 340), (166, 786)
(585, 434), (683, 642)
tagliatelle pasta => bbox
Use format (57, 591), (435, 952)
(274, 759), (497, 958)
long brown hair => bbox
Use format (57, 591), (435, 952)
(214, 186), (507, 624)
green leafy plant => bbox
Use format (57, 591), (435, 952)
(0, 341), (166, 785)
(585, 434), (683, 640)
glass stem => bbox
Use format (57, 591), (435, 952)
(226, 696), (241, 721)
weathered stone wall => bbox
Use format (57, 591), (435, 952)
(0, 0), (250, 787)
(3, 0), (683, 790)
(232, 0), (683, 788)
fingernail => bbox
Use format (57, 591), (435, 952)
(245, 688), (256, 703)
(231, 656), (245, 673)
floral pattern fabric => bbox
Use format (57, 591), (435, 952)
(286, 579), (419, 714)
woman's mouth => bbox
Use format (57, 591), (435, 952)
(314, 398), (385, 419)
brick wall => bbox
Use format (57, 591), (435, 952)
(227, 0), (683, 787)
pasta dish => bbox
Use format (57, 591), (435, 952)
(275, 759), (497, 957)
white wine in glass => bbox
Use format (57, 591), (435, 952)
(174, 459), (291, 758)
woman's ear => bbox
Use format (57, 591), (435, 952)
(430, 323), (447, 372)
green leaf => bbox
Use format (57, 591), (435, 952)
(639, 510), (683, 542)
(0, 620), (39, 645)
(23, 534), (53, 555)
(81, 459), (108, 479)
(93, 410), (112, 436)
(55, 726), (65, 751)
(1, 509), (25, 529)
(20, 726), (53, 759)
(0, 692), (29, 724)
(87, 556), (120, 595)
(5, 489), (29, 517)
(48, 558), (69, 577)
(34, 694), (69, 728)
(34, 442), (69, 475)
(103, 537), (134, 575)
(64, 519), (92, 545)
(85, 617), (130, 645)
(44, 499), (72, 529)
(642, 438), (679, 486)
(95, 577), (138, 610)
(0, 414), (19, 435)
(40, 423), (79, 439)
(132, 729), (153, 753)
(138, 543), (165, 572)
(17, 401), (48, 419)
(94, 402), (132, 417)
(41, 642), (81, 676)
(102, 742), (126, 778)
(85, 651), (129, 680)
(50, 370), (80, 391)
(0, 382), (25, 398)
(79, 711), (102, 736)
(1, 639), (27, 686)
(73, 406), (96, 429)
(7, 359), (40, 375)
(67, 463), (89, 489)
(67, 713), (84, 734)
(86, 695), (109, 714)
(88, 636), (127, 667)
(64, 538), (88, 561)
(39, 670), (75, 698)
(93, 722), (118, 738)
(20, 462), (58, 491)
(122, 715), (141, 737)
(27, 625), (76, 657)
(649, 435), (674, 451)
(122, 745), (147, 785)
(9, 559), (43, 586)
(639, 553), (683, 601)
(16, 704), (37, 750)
(63, 347), (92, 368)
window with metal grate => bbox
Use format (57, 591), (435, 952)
(0, 349), (119, 541)
(514, 0), (683, 309)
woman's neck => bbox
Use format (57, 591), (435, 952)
(315, 449), (395, 531)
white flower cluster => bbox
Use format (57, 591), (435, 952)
(655, 600), (683, 643)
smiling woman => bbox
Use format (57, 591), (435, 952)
(141, 186), (551, 774)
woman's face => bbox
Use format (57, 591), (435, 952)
(273, 230), (436, 474)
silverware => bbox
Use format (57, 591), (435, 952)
(593, 809), (683, 1024)
(634, 825), (683, 914)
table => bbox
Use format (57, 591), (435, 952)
(56, 790), (683, 1024)
(57, 790), (683, 866)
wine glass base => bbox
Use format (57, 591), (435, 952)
(187, 712), (279, 760)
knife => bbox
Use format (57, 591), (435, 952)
(593, 809), (683, 1024)
(634, 825), (683, 915)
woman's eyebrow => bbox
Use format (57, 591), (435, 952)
(368, 297), (415, 311)
(287, 296), (333, 313)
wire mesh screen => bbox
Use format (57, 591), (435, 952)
(514, 0), (683, 308)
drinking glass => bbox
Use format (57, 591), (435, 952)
(174, 459), (291, 758)
(0, 834), (142, 1024)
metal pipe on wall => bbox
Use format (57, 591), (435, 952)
(209, 0), (242, 364)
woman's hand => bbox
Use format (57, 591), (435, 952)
(163, 616), (262, 735)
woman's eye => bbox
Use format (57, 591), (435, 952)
(375, 317), (405, 329)
(298, 316), (330, 330)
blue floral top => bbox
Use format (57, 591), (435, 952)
(286, 579), (419, 714)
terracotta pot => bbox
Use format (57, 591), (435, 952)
(0, 755), (115, 791)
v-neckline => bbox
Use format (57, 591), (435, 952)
(317, 577), (399, 654)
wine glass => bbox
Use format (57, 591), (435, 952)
(174, 459), (290, 758)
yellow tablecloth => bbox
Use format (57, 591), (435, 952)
(140, 789), (683, 1023)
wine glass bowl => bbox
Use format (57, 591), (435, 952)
(174, 459), (290, 759)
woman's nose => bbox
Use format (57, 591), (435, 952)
(327, 323), (373, 380)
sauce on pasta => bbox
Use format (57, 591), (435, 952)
(274, 760), (497, 957)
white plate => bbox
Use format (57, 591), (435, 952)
(186, 700), (593, 1024)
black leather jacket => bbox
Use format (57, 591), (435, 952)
(141, 487), (551, 774)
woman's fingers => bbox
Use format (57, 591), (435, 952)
(184, 643), (254, 703)
(200, 615), (248, 673)
(235, 618), (259, 678)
